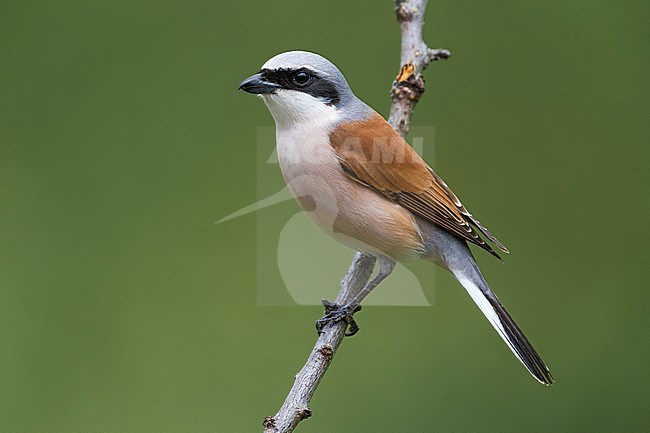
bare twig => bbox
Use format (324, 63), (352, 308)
(262, 1), (449, 432)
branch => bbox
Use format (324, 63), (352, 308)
(262, 253), (376, 433)
(262, 1), (449, 432)
(390, 0), (450, 136)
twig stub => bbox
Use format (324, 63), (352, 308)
(262, 416), (276, 430)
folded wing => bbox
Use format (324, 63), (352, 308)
(330, 112), (508, 259)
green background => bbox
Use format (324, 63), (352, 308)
(1, 1), (648, 432)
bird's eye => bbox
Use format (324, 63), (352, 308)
(292, 71), (311, 86)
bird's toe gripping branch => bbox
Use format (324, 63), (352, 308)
(315, 299), (363, 337)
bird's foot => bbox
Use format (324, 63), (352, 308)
(315, 299), (362, 337)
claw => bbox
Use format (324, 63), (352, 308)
(315, 299), (362, 337)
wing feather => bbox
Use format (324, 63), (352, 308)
(330, 113), (508, 259)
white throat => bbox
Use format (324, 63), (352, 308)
(261, 90), (339, 128)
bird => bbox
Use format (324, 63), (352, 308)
(238, 50), (553, 385)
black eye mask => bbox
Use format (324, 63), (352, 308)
(260, 68), (341, 106)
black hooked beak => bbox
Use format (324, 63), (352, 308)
(238, 73), (281, 94)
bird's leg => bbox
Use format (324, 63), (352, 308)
(316, 256), (396, 336)
(347, 256), (396, 307)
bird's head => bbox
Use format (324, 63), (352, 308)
(239, 51), (369, 125)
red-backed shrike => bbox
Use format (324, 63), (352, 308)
(239, 51), (553, 385)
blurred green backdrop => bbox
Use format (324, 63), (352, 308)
(1, 1), (648, 432)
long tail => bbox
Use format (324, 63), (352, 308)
(443, 243), (554, 385)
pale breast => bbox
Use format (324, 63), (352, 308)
(275, 120), (425, 261)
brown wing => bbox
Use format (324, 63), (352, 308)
(330, 113), (508, 260)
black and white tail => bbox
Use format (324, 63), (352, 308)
(447, 250), (554, 385)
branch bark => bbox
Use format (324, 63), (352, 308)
(390, 0), (450, 136)
(262, 1), (449, 431)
